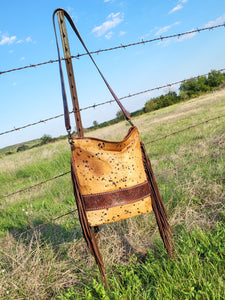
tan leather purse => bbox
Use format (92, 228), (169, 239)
(53, 8), (176, 285)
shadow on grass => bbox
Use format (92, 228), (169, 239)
(6, 218), (158, 264)
(6, 218), (81, 252)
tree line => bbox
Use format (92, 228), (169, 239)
(90, 70), (225, 129)
(144, 70), (225, 113)
(3, 71), (224, 155)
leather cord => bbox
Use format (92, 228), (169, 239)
(53, 10), (71, 131)
(53, 8), (134, 132)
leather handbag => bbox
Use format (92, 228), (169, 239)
(53, 8), (176, 285)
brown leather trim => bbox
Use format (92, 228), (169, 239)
(83, 181), (151, 211)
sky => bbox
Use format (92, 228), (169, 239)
(1, 0), (225, 149)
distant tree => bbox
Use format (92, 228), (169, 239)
(144, 91), (180, 113)
(17, 145), (29, 152)
(144, 98), (158, 112)
(180, 78), (200, 98)
(116, 110), (128, 120)
(207, 70), (225, 88)
(93, 120), (98, 129)
(40, 134), (52, 145)
(6, 151), (13, 155)
(179, 71), (225, 99)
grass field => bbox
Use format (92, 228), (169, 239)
(0, 89), (224, 299)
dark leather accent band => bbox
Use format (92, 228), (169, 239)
(83, 181), (151, 211)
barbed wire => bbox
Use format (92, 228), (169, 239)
(0, 113), (65, 136)
(1, 139), (223, 201)
(1, 23), (225, 76)
(1, 117), (223, 200)
(145, 113), (225, 145)
(0, 171), (70, 200)
(0, 208), (78, 247)
(157, 148), (223, 177)
(0, 147), (223, 246)
(1, 67), (225, 137)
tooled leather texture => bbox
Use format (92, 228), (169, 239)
(71, 126), (153, 226)
(83, 181), (151, 211)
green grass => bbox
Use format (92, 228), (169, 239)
(0, 89), (224, 299)
(58, 224), (225, 300)
(0, 138), (42, 155)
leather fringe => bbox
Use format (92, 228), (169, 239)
(71, 158), (108, 286)
(140, 142), (177, 259)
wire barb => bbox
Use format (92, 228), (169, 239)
(0, 148), (223, 246)
(0, 209), (78, 247)
(0, 115), (224, 201)
(1, 23), (225, 76)
(1, 67), (225, 137)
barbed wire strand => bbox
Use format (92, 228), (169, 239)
(145, 113), (225, 145)
(1, 144), (223, 202)
(1, 23), (225, 76)
(0, 147), (223, 246)
(1, 116), (224, 200)
(0, 113), (65, 136)
(0, 208), (78, 247)
(1, 67), (225, 137)
(0, 171), (70, 200)
(157, 148), (224, 177)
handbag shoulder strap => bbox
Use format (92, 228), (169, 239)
(53, 8), (134, 138)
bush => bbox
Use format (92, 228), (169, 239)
(179, 70), (225, 99)
(144, 91), (180, 113)
(207, 70), (225, 88)
(40, 134), (53, 145)
(17, 145), (29, 152)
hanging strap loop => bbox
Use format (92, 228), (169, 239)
(53, 8), (134, 132)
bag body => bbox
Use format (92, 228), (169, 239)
(71, 126), (152, 226)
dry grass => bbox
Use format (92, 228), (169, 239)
(0, 216), (157, 299)
(0, 234), (85, 299)
(0, 89), (224, 299)
(0, 140), (68, 174)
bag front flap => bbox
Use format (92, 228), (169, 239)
(71, 126), (149, 197)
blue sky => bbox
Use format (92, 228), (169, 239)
(1, 0), (225, 148)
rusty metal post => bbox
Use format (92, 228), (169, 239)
(57, 11), (84, 137)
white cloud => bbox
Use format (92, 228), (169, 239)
(20, 56), (25, 60)
(169, 4), (183, 14)
(169, 0), (188, 14)
(0, 33), (33, 46)
(177, 30), (196, 42)
(139, 28), (155, 41)
(155, 25), (171, 36)
(104, 0), (111, 2)
(105, 31), (113, 39)
(155, 22), (180, 36)
(157, 39), (172, 47)
(16, 36), (32, 44)
(92, 12), (123, 37)
(25, 36), (32, 42)
(204, 13), (225, 27)
(0, 35), (16, 45)
(157, 27), (196, 46)
(119, 30), (126, 36)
